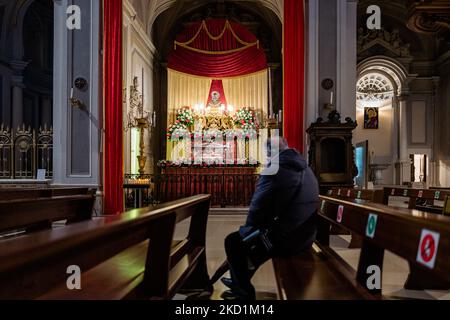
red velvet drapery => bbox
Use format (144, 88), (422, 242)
(283, 0), (305, 153)
(168, 19), (267, 77)
(103, 0), (123, 215)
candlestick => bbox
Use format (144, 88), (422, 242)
(268, 68), (273, 117)
(142, 68), (144, 114)
(330, 91), (334, 105)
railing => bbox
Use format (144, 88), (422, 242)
(0, 124), (53, 179)
(124, 173), (259, 209)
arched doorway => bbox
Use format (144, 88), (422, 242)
(354, 56), (411, 186)
(150, 1), (282, 166)
(0, 0), (54, 180)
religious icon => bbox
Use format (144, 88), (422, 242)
(205, 91), (224, 116)
(364, 107), (379, 129)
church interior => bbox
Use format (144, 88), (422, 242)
(0, 0), (450, 303)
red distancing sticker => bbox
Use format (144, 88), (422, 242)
(416, 229), (440, 269)
(337, 205), (344, 223)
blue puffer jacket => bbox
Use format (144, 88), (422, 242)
(241, 148), (319, 255)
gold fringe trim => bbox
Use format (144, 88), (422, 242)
(167, 68), (268, 80)
(174, 20), (260, 55)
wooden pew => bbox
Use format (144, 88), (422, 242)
(383, 187), (450, 214)
(327, 187), (384, 203)
(444, 196), (450, 216)
(0, 187), (93, 201)
(0, 194), (211, 300)
(273, 196), (450, 299)
(0, 194), (95, 235)
(328, 187), (450, 289)
(325, 188), (384, 247)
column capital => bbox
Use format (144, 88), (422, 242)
(268, 63), (280, 71)
(11, 75), (26, 88)
(10, 60), (29, 73)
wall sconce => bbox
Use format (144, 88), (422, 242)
(70, 78), (88, 109)
(70, 88), (85, 109)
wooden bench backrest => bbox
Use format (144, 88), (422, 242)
(0, 194), (95, 234)
(317, 195), (450, 293)
(327, 188), (384, 203)
(382, 187), (450, 214)
(0, 194), (210, 299)
(444, 196), (450, 216)
(382, 187), (450, 204)
(0, 187), (93, 201)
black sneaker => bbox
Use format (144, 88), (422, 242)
(220, 289), (255, 301)
(220, 277), (237, 290)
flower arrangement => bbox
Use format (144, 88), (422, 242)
(166, 122), (190, 141)
(233, 108), (259, 133)
(203, 129), (223, 142)
(176, 107), (195, 127)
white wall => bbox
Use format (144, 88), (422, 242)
(354, 106), (395, 185)
(123, 0), (156, 174)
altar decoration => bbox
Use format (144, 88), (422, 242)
(165, 19), (271, 166)
(166, 102), (262, 165)
(125, 76), (156, 175)
(234, 109), (259, 136)
(176, 107), (195, 127)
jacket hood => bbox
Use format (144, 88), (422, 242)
(278, 149), (308, 172)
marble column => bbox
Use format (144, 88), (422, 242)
(41, 96), (52, 128)
(336, 0), (357, 121)
(10, 61), (29, 130)
(399, 96), (410, 183)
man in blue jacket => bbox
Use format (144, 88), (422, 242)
(221, 137), (319, 300)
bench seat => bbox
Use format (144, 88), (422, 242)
(39, 241), (149, 300)
(38, 240), (203, 300)
(273, 244), (375, 300)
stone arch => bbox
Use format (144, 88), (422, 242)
(355, 56), (414, 185)
(356, 69), (397, 109)
(146, 0), (282, 35)
(357, 56), (410, 95)
(4, 0), (35, 60)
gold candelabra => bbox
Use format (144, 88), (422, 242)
(125, 76), (156, 177)
(136, 117), (149, 176)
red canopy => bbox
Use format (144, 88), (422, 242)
(168, 19), (267, 77)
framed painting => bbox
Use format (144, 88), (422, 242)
(364, 107), (379, 129)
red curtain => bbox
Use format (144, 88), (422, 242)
(168, 19), (267, 77)
(103, 0), (123, 215)
(283, 0), (305, 153)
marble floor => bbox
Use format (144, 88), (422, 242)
(174, 213), (450, 300)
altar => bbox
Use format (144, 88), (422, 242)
(158, 164), (259, 207)
(157, 19), (281, 206)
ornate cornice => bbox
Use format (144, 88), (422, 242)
(358, 28), (413, 60)
(406, 0), (450, 36)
